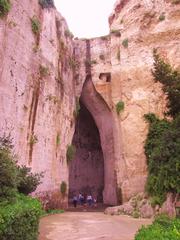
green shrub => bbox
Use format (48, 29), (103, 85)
(0, 194), (42, 240)
(135, 215), (180, 240)
(159, 14), (165, 21)
(133, 210), (140, 218)
(122, 38), (128, 48)
(116, 101), (125, 114)
(31, 16), (40, 35)
(73, 97), (80, 118)
(144, 113), (180, 201)
(144, 52), (180, 203)
(29, 134), (38, 146)
(17, 165), (43, 195)
(152, 49), (180, 118)
(0, 146), (17, 201)
(99, 54), (105, 61)
(110, 29), (121, 37)
(84, 59), (97, 67)
(0, 136), (42, 200)
(66, 144), (76, 163)
(65, 29), (74, 38)
(150, 196), (162, 207)
(56, 134), (60, 145)
(39, 0), (54, 8)
(39, 65), (49, 78)
(60, 181), (67, 196)
(0, 0), (11, 18)
(69, 57), (79, 70)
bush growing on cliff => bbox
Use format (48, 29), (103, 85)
(116, 101), (125, 114)
(60, 181), (67, 196)
(144, 51), (180, 203)
(152, 49), (180, 118)
(0, 0), (11, 18)
(66, 144), (76, 164)
(39, 0), (54, 8)
(31, 16), (41, 35)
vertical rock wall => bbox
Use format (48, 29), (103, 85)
(0, 0), (76, 207)
(0, 0), (179, 206)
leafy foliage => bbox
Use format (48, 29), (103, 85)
(0, 136), (43, 200)
(39, 64), (49, 78)
(17, 165), (43, 195)
(152, 50), (180, 118)
(0, 0), (10, 17)
(0, 194), (42, 240)
(116, 101), (125, 114)
(144, 52), (180, 203)
(66, 144), (76, 164)
(122, 38), (128, 48)
(135, 215), (180, 240)
(60, 181), (67, 196)
(31, 16), (40, 35)
(39, 0), (54, 8)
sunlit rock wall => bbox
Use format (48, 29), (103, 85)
(0, 0), (76, 207)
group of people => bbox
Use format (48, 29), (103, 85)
(72, 193), (97, 208)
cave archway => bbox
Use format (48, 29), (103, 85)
(69, 76), (117, 205)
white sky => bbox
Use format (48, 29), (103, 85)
(54, 0), (116, 38)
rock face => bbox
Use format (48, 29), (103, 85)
(0, 0), (180, 207)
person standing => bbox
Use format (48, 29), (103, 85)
(73, 195), (78, 208)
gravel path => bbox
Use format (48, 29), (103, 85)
(39, 212), (152, 240)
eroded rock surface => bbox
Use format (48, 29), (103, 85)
(0, 0), (180, 206)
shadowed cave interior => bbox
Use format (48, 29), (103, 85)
(69, 100), (104, 203)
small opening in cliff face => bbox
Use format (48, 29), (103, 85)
(99, 72), (111, 82)
(69, 101), (104, 203)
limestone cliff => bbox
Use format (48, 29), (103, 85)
(0, 0), (179, 207)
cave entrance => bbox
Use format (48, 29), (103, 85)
(69, 100), (104, 202)
(69, 76), (117, 205)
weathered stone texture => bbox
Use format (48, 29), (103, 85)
(0, 0), (180, 206)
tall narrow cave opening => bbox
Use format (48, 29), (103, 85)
(69, 100), (104, 202)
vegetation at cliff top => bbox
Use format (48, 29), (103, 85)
(39, 0), (54, 8)
(135, 214), (180, 240)
(0, 0), (11, 18)
(144, 50), (180, 205)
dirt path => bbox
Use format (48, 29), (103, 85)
(39, 212), (152, 240)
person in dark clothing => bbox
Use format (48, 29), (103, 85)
(73, 195), (78, 208)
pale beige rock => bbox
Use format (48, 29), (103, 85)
(160, 193), (176, 218)
(0, 0), (180, 206)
